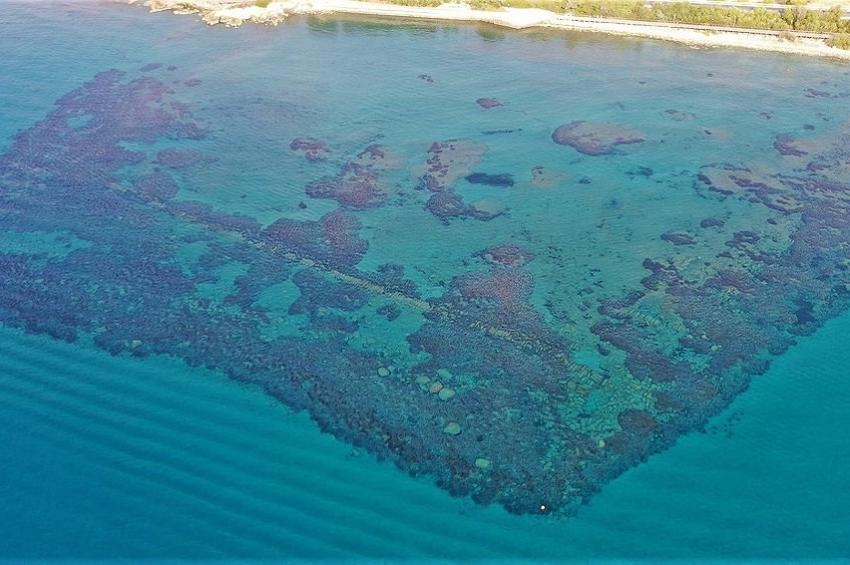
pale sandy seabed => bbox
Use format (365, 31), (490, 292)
(126, 0), (850, 60)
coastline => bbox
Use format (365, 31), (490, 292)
(132, 0), (850, 60)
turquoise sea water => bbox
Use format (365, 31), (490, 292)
(1, 1), (850, 558)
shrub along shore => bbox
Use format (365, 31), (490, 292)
(139, 0), (850, 54)
(362, 0), (850, 46)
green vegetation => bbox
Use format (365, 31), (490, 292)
(388, 0), (850, 35)
(563, 2), (850, 34)
(392, 0), (445, 6)
(828, 32), (850, 48)
(255, 0), (272, 7)
(370, 0), (850, 47)
(468, 0), (569, 10)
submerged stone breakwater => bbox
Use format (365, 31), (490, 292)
(2, 64), (850, 516)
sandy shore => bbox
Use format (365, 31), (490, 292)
(132, 0), (850, 60)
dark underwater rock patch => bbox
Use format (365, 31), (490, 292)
(551, 121), (645, 156)
(377, 304), (401, 321)
(465, 172), (514, 187)
(290, 137), (329, 162)
(262, 210), (368, 269)
(696, 163), (806, 214)
(302, 143), (399, 209)
(700, 217), (725, 229)
(419, 139), (498, 222)
(663, 109), (695, 121)
(476, 244), (535, 267)
(134, 171), (179, 200)
(804, 88), (831, 98)
(476, 97), (503, 109)
(289, 268), (368, 333)
(661, 231), (696, 246)
(482, 128), (520, 135)
(306, 162), (385, 209)
(420, 139), (486, 192)
(627, 166), (653, 178)
(774, 134), (808, 157)
(173, 200), (262, 236)
(355, 144), (386, 163)
(225, 256), (292, 316)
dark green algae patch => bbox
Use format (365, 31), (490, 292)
(2, 65), (850, 516)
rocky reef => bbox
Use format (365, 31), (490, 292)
(3, 66), (850, 518)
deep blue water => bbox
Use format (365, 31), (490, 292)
(1, 0), (850, 559)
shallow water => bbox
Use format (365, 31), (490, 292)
(1, 0), (850, 558)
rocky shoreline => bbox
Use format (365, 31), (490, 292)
(127, 0), (850, 60)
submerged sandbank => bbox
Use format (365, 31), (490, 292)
(130, 0), (850, 60)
